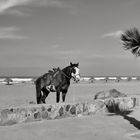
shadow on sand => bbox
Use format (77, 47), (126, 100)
(106, 105), (140, 130)
(122, 115), (140, 130)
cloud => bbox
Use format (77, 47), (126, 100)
(0, 0), (67, 15)
(0, 0), (30, 13)
(102, 30), (123, 38)
(0, 27), (27, 39)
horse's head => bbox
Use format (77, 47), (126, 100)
(70, 62), (80, 82)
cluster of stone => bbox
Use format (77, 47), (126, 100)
(0, 100), (105, 126)
(0, 96), (139, 126)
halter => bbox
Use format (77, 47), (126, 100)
(51, 68), (71, 79)
(62, 68), (80, 82)
(60, 69), (71, 79)
(53, 67), (79, 81)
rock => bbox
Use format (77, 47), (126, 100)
(34, 111), (41, 120)
(41, 111), (48, 119)
(87, 101), (105, 114)
(87, 103), (96, 114)
(0, 109), (17, 124)
(59, 106), (65, 116)
(94, 89), (127, 100)
(47, 106), (52, 112)
(118, 98), (135, 111)
(83, 103), (88, 113)
(65, 104), (71, 112)
(94, 101), (106, 112)
(69, 105), (76, 115)
(47, 105), (64, 119)
(105, 97), (136, 113)
(76, 103), (84, 114)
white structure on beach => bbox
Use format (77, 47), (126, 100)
(11, 78), (33, 83)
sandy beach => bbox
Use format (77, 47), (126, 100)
(0, 81), (140, 140)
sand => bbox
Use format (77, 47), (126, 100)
(0, 81), (140, 140)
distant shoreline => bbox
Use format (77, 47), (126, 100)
(0, 75), (140, 79)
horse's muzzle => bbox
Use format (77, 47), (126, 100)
(72, 75), (81, 82)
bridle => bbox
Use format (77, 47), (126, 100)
(54, 67), (80, 81)
(72, 73), (80, 81)
(61, 69), (71, 79)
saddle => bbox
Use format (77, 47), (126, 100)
(47, 67), (61, 92)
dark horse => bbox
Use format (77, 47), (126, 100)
(35, 62), (80, 104)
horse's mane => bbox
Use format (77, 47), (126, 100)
(62, 63), (78, 72)
(48, 63), (78, 74)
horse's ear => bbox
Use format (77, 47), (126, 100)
(70, 62), (73, 66)
(77, 62), (79, 67)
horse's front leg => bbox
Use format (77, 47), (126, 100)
(62, 90), (68, 102)
(56, 91), (60, 103)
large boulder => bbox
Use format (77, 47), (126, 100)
(104, 97), (136, 113)
(94, 89), (127, 100)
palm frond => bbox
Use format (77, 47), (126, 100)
(121, 27), (140, 57)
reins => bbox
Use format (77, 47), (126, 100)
(50, 67), (78, 81)
(49, 68), (71, 81)
(61, 69), (80, 81)
(57, 68), (71, 80)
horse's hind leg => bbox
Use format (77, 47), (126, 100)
(41, 87), (50, 103)
(35, 82), (42, 104)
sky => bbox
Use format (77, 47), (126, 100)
(0, 0), (140, 76)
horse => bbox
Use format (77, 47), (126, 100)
(35, 62), (80, 104)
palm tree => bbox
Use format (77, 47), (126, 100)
(121, 27), (140, 57)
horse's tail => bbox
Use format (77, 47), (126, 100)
(35, 78), (42, 104)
